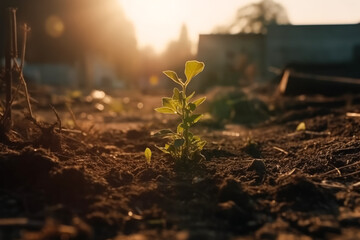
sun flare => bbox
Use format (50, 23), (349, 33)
(118, 0), (188, 53)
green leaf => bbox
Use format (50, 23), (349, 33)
(174, 138), (185, 148)
(197, 140), (206, 150)
(172, 88), (181, 101)
(170, 99), (181, 109)
(162, 97), (175, 110)
(180, 91), (185, 101)
(184, 60), (205, 85)
(155, 107), (176, 114)
(188, 103), (196, 111)
(186, 91), (195, 101)
(188, 114), (203, 124)
(153, 129), (174, 136)
(188, 131), (193, 140)
(163, 71), (183, 85)
(192, 97), (206, 107)
(167, 144), (176, 153)
(144, 148), (152, 164)
(177, 123), (184, 134)
(156, 145), (169, 154)
(191, 135), (201, 142)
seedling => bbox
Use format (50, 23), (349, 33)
(144, 147), (152, 164)
(154, 60), (206, 162)
(296, 122), (306, 131)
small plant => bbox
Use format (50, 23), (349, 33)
(296, 122), (306, 131)
(144, 147), (152, 164)
(154, 60), (206, 162)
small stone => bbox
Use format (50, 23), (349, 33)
(247, 159), (266, 183)
(247, 159), (266, 175)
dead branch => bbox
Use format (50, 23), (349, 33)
(20, 23), (30, 70)
(0, 81), (22, 125)
(13, 60), (33, 119)
(287, 130), (331, 137)
(272, 146), (289, 155)
(338, 169), (360, 178)
(346, 112), (360, 118)
(65, 103), (82, 131)
(319, 160), (360, 177)
(10, 87), (39, 104)
(50, 104), (62, 134)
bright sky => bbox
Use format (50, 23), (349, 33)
(118, 0), (360, 54)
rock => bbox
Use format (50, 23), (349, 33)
(247, 159), (266, 181)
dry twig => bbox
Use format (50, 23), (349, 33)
(13, 61), (33, 119)
(319, 160), (360, 177)
(272, 146), (289, 155)
(66, 103), (83, 131)
(50, 104), (62, 134)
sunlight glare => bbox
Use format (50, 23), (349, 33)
(118, 0), (186, 52)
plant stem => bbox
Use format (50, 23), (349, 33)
(182, 84), (189, 160)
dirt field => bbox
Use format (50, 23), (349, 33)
(1, 87), (360, 240)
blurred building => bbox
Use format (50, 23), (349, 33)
(267, 24), (360, 77)
(194, 34), (265, 91)
(197, 24), (360, 91)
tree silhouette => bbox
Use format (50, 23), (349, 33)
(214, 0), (290, 34)
(161, 24), (193, 72)
(69, 0), (139, 82)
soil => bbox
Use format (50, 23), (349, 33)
(1, 87), (360, 240)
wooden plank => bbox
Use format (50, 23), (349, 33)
(279, 69), (360, 95)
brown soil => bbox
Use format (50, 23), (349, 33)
(1, 89), (360, 240)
